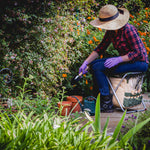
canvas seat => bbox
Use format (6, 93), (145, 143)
(106, 72), (147, 114)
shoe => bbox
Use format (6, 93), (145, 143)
(100, 94), (114, 113)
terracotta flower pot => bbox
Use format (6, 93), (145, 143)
(66, 95), (83, 113)
(57, 101), (72, 116)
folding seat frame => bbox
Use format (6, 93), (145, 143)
(106, 72), (147, 114)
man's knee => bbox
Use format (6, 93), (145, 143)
(91, 62), (104, 71)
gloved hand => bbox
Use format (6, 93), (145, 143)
(104, 56), (123, 68)
(79, 60), (88, 75)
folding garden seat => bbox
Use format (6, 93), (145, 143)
(106, 72), (147, 114)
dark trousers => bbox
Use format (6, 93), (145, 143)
(90, 58), (148, 96)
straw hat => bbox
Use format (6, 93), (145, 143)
(90, 4), (130, 30)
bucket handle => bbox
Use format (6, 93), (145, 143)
(84, 96), (96, 102)
(70, 96), (97, 112)
(71, 96), (84, 112)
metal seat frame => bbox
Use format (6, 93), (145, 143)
(106, 72), (147, 114)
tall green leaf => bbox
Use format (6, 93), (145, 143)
(93, 93), (101, 133)
(101, 117), (109, 140)
(108, 110), (126, 147)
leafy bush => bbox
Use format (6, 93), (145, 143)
(118, 107), (150, 149)
(0, 0), (149, 99)
(0, 77), (59, 117)
(0, 110), (115, 149)
(1, 93), (150, 149)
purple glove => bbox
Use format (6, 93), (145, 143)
(79, 60), (88, 75)
(104, 56), (123, 68)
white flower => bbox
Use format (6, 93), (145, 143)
(11, 56), (15, 59)
(7, 98), (13, 108)
(53, 125), (60, 129)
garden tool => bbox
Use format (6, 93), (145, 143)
(71, 66), (89, 85)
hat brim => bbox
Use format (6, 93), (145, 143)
(90, 8), (130, 30)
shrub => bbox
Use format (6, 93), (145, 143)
(1, 93), (150, 149)
(118, 107), (150, 149)
(0, 110), (115, 149)
(0, 0), (149, 99)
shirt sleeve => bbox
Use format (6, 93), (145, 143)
(93, 31), (111, 55)
(125, 25), (144, 62)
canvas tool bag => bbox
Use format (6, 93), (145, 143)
(109, 74), (143, 108)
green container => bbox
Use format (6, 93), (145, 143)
(84, 96), (96, 116)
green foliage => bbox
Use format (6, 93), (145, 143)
(0, 110), (114, 149)
(0, 0), (149, 100)
(118, 116), (150, 149)
(0, 1), (150, 149)
(93, 93), (101, 133)
(118, 107), (150, 149)
(0, 89), (150, 149)
(85, 93), (150, 149)
(0, 77), (57, 116)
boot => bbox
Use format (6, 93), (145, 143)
(100, 94), (114, 113)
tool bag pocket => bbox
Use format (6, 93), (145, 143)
(109, 74), (143, 108)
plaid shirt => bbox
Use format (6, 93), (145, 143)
(94, 23), (149, 63)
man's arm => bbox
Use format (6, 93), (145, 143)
(85, 51), (99, 64)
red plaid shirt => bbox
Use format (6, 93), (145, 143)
(94, 23), (149, 63)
